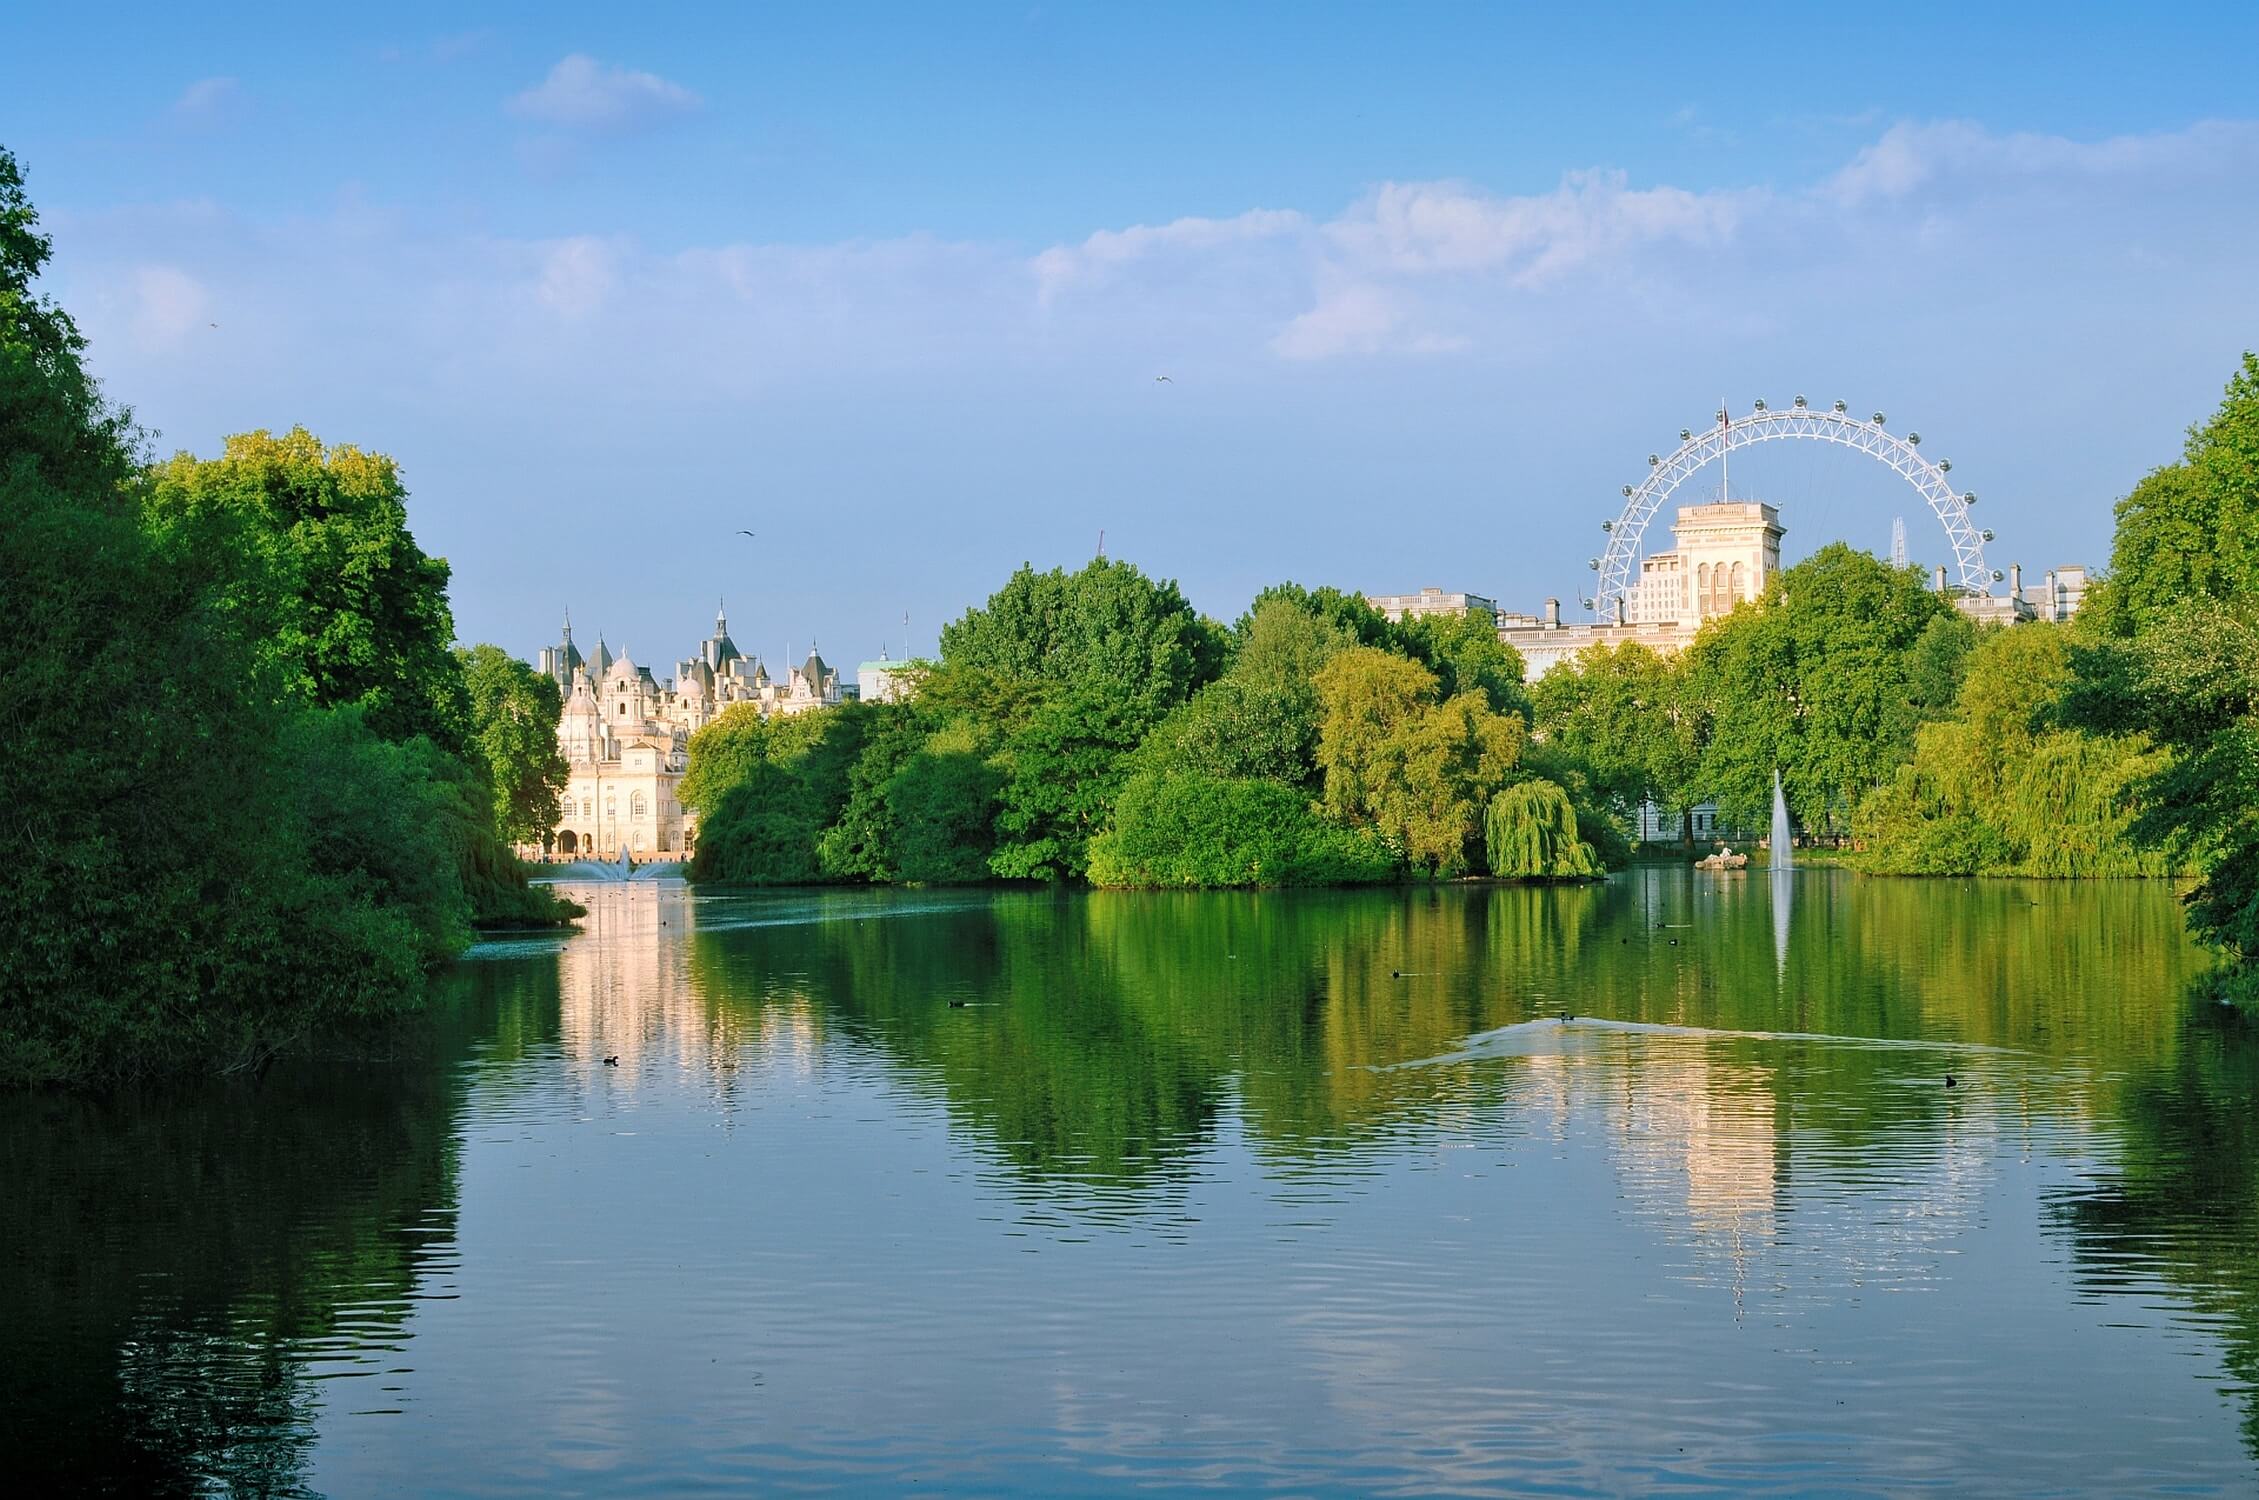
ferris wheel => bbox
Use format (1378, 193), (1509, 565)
(1588, 396), (1995, 620)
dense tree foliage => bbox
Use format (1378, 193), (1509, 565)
(1529, 642), (1699, 838)
(460, 644), (570, 849)
(686, 582), (1597, 890)
(1855, 625), (2178, 877)
(0, 150), (568, 1085)
(1484, 780), (1605, 880)
(2063, 356), (2259, 975)
(1682, 544), (1952, 831)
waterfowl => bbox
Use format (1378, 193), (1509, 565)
(1944, 1074), (1957, 1088)
(603, 1055), (620, 1067)
(948, 999), (968, 1009)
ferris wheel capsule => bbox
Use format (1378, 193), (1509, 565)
(1582, 598), (1596, 610)
(1601, 519), (1614, 531)
(1963, 492), (1977, 506)
(1588, 558), (1601, 570)
(1833, 400), (1846, 413)
(1872, 412), (1887, 426)
(1992, 569), (2005, 583)
(1680, 428), (1692, 441)
(1648, 453), (1659, 466)
(1793, 394), (1808, 408)
(1753, 398), (1767, 411)
(1907, 431), (1921, 445)
(1622, 485), (1634, 497)
(1981, 529), (1995, 542)
(1938, 459), (1952, 472)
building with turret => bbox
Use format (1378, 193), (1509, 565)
(533, 605), (850, 858)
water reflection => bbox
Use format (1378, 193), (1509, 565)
(8, 871), (2259, 1493)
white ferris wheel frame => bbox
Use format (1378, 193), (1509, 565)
(1590, 401), (1992, 621)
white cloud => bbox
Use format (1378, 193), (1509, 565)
(1032, 208), (1305, 303)
(1325, 171), (1744, 283)
(1828, 118), (2259, 205)
(169, 77), (243, 128)
(45, 118), (2259, 670)
(533, 237), (617, 316)
(128, 265), (211, 348)
(509, 54), (700, 132)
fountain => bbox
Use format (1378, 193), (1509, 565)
(1770, 770), (1794, 870)
(1770, 769), (1793, 971)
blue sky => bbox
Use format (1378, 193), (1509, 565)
(10, 3), (2259, 671)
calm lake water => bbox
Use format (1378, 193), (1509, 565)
(9, 869), (2259, 1496)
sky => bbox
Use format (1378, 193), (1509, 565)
(9, 2), (2259, 675)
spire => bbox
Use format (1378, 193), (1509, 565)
(716, 598), (727, 629)
(562, 607), (573, 642)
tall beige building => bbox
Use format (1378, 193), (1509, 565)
(1627, 501), (1785, 625)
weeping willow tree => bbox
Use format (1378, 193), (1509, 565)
(1856, 624), (2183, 877)
(1484, 779), (1605, 880)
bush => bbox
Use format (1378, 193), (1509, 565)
(1086, 771), (1397, 888)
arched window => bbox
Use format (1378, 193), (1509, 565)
(1730, 561), (1746, 603)
(630, 791), (648, 819)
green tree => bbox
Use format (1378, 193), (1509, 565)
(940, 556), (1226, 714)
(1683, 543), (1949, 832)
(1484, 780), (1604, 880)
(144, 428), (472, 755)
(1856, 625), (2176, 878)
(1087, 771), (1396, 888)
(1530, 641), (1698, 839)
(1315, 648), (1524, 875)
(459, 645), (569, 849)
(0, 148), (505, 1082)
(2066, 355), (2259, 976)
(1401, 607), (1531, 719)
(989, 685), (1153, 880)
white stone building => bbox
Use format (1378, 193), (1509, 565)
(532, 607), (850, 858)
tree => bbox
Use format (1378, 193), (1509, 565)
(940, 556), (1227, 714)
(989, 685), (1154, 880)
(459, 645), (568, 849)
(1314, 647), (1439, 826)
(1484, 780), (1604, 880)
(1530, 642), (1698, 837)
(1856, 625), (2175, 878)
(1087, 771), (1396, 888)
(1314, 648), (1524, 875)
(2064, 355), (2259, 975)
(1, 148), (509, 1082)
(1142, 675), (1322, 789)
(143, 428), (473, 756)
(1401, 607), (1531, 719)
(1683, 543), (1949, 832)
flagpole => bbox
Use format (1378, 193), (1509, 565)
(1720, 396), (1730, 503)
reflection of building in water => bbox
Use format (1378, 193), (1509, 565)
(554, 886), (822, 1086)
(1609, 1049), (1780, 1300)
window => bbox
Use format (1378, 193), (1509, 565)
(630, 792), (648, 819)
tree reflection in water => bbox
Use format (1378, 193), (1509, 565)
(0, 960), (555, 1496)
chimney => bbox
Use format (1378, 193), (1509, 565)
(1613, 596), (1626, 626)
(2009, 562), (2023, 600)
(1933, 564), (1948, 593)
(1544, 597), (1561, 629)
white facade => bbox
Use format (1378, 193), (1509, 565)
(1365, 587), (1500, 625)
(534, 606), (849, 857)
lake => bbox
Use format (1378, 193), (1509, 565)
(8, 869), (2259, 1496)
